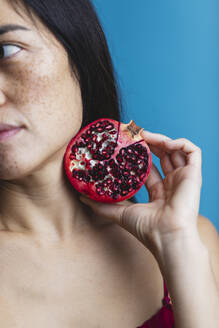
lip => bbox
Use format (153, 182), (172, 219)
(0, 124), (22, 132)
(0, 127), (23, 141)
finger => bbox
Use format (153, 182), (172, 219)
(143, 131), (201, 168)
(147, 144), (166, 159)
(147, 144), (174, 176)
(142, 130), (172, 142)
(170, 150), (186, 168)
(160, 153), (174, 175)
(148, 145), (185, 175)
(142, 131), (187, 170)
(144, 163), (165, 201)
(79, 195), (139, 234)
(163, 138), (202, 168)
(79, 195), (127, 224)
(141, 130), (173, 154)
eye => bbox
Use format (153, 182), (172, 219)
(0, 44), (22, 60)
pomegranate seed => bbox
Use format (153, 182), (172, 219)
(140, 173), (146, 180)
(116, 155), (123, 163)
(64, 118), (152, 203)
(112, 193), (119, 199)
(105, 124), (113, 130)
(109, 130), (117, 135)
(120, 148), (126, 156)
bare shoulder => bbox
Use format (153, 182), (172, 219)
(197, 214), (219, 247)
(0, 223), (165, 327)
(197, 214), (219, 288)
(197, 213), (218, 228)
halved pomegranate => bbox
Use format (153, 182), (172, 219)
(64, 118), (152, 203)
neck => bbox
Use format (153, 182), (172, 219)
(0, 158), (112, 245)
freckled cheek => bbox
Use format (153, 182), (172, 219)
(12, 69), (55, 109)
(11, 68), (83, 138)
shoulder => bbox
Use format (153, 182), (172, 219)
(197, 214), (219, 247)
(197, 214), (219, 288)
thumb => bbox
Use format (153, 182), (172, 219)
(79, 195), (139, 234)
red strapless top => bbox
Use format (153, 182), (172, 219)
(136, 278), (175, 327)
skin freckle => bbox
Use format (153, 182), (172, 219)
(0, 10), (83, 180)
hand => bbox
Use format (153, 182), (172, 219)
(79, 129), (203, 258)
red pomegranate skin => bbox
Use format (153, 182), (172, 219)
(64, 118), (152, 203)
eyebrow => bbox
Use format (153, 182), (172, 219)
(0, 24), (31, 36)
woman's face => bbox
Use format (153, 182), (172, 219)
(0, 0), (83, 180)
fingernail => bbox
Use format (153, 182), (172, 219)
(141, 129), (153, 135)
(141, 129), (149, 136)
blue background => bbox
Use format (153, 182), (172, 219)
(92, 0), (219, 231)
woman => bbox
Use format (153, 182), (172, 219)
(0, 0), (218, 327)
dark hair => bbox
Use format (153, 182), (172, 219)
(7, 0), (138, 203)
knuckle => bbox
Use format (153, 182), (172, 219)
(161, 133), (172, 140)
(119, 205), (129, 227)
(177, 137), (187, 143)
(178, 138), (202, 151)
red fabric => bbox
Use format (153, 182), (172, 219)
(136, 279), (175, 328)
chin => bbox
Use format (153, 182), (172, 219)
(0, 158), (37, 181)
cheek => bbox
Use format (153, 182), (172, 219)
(11, 61), (83, 140)
(11, 63), (54, 107)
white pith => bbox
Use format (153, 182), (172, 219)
(67, 122), (148, 198)
(70, 129), (117, 189)
(70, 147), (97, 171)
